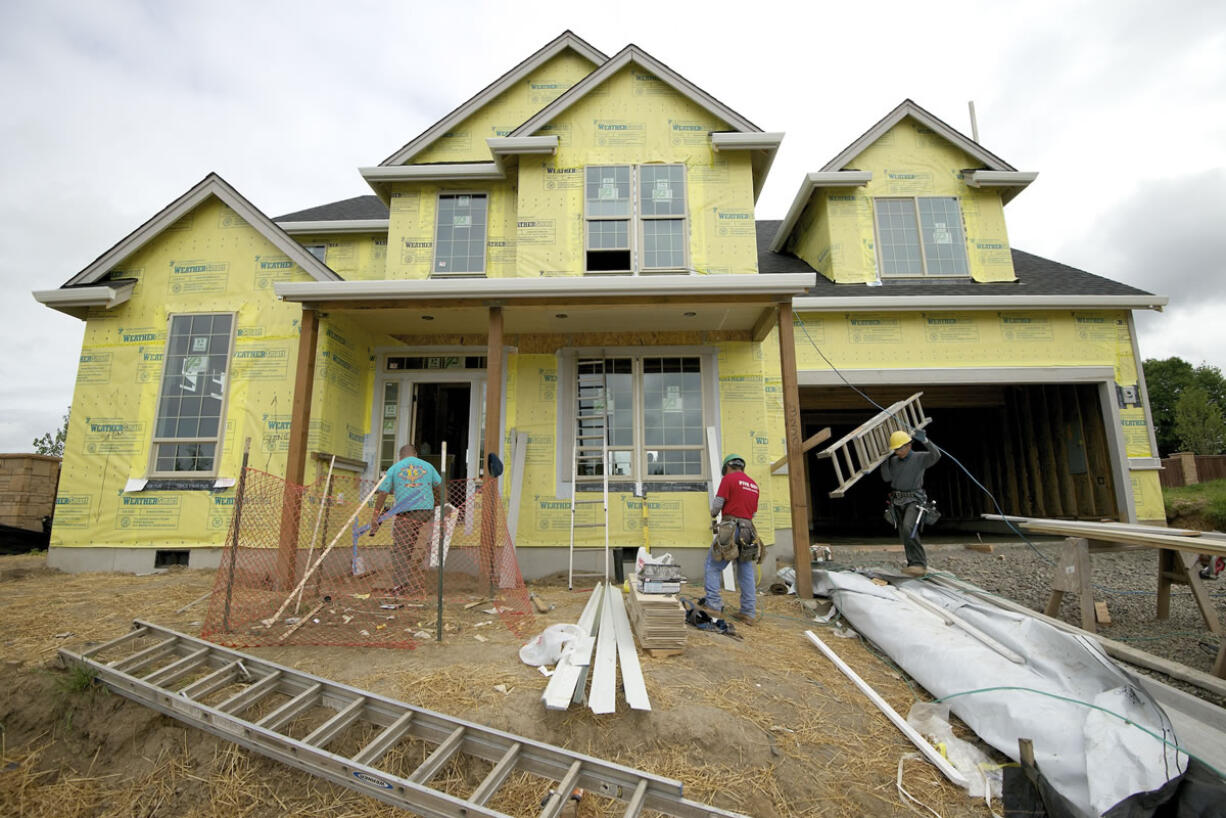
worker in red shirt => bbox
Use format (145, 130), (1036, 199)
(701, 454), (764, 625)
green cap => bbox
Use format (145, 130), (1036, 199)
(722, 453), (746, 466)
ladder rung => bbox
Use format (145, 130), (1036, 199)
(573, 523), (606, 529)
(142, 647), (210, 687)
(470, 741), (521, 805)
(572, 499), (603, 505)
(82, 626), (150, 659)
(303, 696), (366, 748)
(576, 414), (607, 421)
(179, 660), (243, 700)
(256, 682), (322, 731)
(111, 637), (179, 674)
(623, 779), (649, 818)
(408, 725), (466, 784)
(352, 711), (414, 767)
(217, 670), (284, 715)
(539, 760), (583, 818)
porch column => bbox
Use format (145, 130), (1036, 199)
(481, 306), (505, 570)
(776, 301), (812, 598)
(279, 306), (319, 589)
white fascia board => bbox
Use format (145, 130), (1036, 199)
(486, 136), (559, 156)
(360, 163), (505, 182)
(792, 293), (1170, 311)
(769, 171), (873, 252)
(711, 132), (784, 151)
(274, 273), (817, 303)
(512, 46), (761, 138)
(277, 219), (390, 235)
(965, 170), (1039, 187)
(379, 32), (607, 166)
(33, 282), (135, 315)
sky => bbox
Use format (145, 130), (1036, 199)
(1, 0), (1223, 451)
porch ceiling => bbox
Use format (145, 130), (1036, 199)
(320, 300), (773, 336)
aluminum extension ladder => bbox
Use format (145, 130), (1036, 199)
(60, 621), (744, 818)
(817, 392), (931, 498)
(568, 357), (612, 590)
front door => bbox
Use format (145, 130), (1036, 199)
(411, 382), (472, 480)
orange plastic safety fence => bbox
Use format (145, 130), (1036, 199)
(201, 469), (533, 648)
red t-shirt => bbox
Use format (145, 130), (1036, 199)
(717, 471), (759, 518)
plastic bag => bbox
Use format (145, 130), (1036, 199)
(906, 702), (1002, 799)
(634, 547), (676, 574)
(518, 624), (586, 667)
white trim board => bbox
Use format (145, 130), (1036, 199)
(380, 31), (607, 166)
(797, 366), (1117, 387)
(792, 294), (1168, 311)
(607, 586), (650, 711)
(57, 173), (339, 289)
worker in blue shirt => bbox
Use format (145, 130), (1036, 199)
(370, 444), (443, 593)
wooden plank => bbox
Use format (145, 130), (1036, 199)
(607, 586), (650, 711)
(1034, 386), (1066, 517)
(1080, 384), (1118, 516)
(751, 305), (778, 342)
(542, 585), (604, 711)
(982, 515), (1226, 559)
(588, 585), (619, 714)
(279, 306), (320, 590)
(804, 631), (969, 789)
(1017, 388), (1047, 518)
(506, 429), (528, 540)
(481, 306), (505, 581)
(778, 302), (812, 598)
(1067, 385), (1097, 517)
(1047, 385), (1080, 517)
(1095, 601), (1112, 625)
(769, 427), (831, 474)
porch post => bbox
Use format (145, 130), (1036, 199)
(481, 306), (505, 572)
(279, 306), (319, 589)
(776, 301), (812, 598)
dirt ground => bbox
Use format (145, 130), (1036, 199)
(0, 551), (1017, 818)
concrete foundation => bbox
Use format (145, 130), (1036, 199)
(48, 546), (223, 574)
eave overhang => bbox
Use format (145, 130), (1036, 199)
(792, 293), (1168, 312)
(711, 132), (785, 202)
(964, 170), (1040, 204)
(277, 219), (390, 235)
(33, 281), (137, 318)
(359, 162), (507, 201)
(770, 172), (873, 252)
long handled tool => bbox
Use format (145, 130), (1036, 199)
(262, 472), (387, 628)
(295, 455), (335, 615)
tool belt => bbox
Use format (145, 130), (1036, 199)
(889, 489), (927, 507)
(714, 515), (761, 563)
(884, 492), (941, 528)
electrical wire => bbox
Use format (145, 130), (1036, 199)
(793, 314), (1218, 600)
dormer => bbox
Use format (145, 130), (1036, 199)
(771, 100), (1037, 284)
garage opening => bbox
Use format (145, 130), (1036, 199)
(800, 383), (1120, 536)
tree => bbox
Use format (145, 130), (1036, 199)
(1173, 386), (1226, 455)
(1142, 357), (1226, 455)
(32, 407), (69, 457)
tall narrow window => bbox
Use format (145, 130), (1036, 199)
(874, 197), (969, 277)
(433, 193), (488, 274)
(584, 165), (687, 274)
(151, 313), (234, 475)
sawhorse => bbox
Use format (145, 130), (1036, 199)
(1046, 537), (1223, 641)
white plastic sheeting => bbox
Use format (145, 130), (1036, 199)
(814, 570), (1187, 817)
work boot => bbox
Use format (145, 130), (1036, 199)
(698, 601), (725, 620)
(732, 609), (760, 626)
(902, 564), (927, 577)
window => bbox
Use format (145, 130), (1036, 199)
(151, 313), (234, 475)
(873, 197), (969, 277)
(585, 165), (687, 274)
(304, 244), (327, 263)
(433, 193), (488, 274)
(575, 356), (705, 481)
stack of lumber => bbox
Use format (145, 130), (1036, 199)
(625, 578), (686, 653)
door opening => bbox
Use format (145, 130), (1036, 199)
(412, 383), (471, 480)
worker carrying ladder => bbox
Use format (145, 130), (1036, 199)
(817, 392), (931, 498)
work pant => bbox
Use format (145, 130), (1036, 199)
(893, 502), (927, 567)
(703, 548), (757, 616)
(390, 508), (435, 592)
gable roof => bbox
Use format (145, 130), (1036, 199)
(58, 173), (341, 288)
(380, 30), (607, 167)
(510, 43), (761, 137)
(821, 98), (1015, 173)
(276, 195), (389, 222)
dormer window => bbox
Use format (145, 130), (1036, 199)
(873, 197), (969, 277)
(585, 165), (687, 274)
(433, 193), (488, 275)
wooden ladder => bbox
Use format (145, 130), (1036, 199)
(817, 392), (931, 498)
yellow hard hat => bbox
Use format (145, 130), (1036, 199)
(889, 430), (912, 451)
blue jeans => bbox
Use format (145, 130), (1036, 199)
(703, 547), (757, 615)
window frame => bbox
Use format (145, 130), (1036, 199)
(566, 353), (710, 485)
(584, 165), (689, 275)
(148, 311), (237, 478)
(431, 190), (489, 276)
(872, 196), (970, 279)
